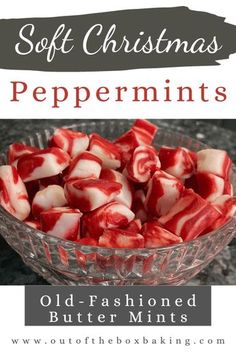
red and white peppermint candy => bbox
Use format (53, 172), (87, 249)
(49, 128), (89, 157)
(99, 228), (144, 249)
(132, 119), (158, 145)
(115, 130), (140, 166)
(145, 170), (184, 217)
(211, 195), (236, 229)
(17, 147), (70, 182)
(194, 172), (226, 202)
(0, 165), (30, 220)
(114, 120), (157, 167)
(32, 185), (67, 219)
(115, 129), (140, 154)
(24, 220), (41, 230)
(159, 189), (220, 240)
(132, 189), (147, 223)
(115, 119), (157, 152)
(40, 207), (82, 241)
(197, 149), (231, 179)
(64, 178), (122, 212)
(100, 168), (133, 208)
(82, 201), (135, 239)
(65, 151), (102, 182)
(89, 133), (121, 169)
(141, 220), (182, 248)
(125, 145), (160, 183)
(159, 146), (196, 179)
(8, 142), (40, 165)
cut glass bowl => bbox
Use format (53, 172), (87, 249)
(0, 120), (235, 285)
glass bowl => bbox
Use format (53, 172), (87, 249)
(0, 120), (236, 286)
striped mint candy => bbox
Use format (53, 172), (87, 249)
(114, 119), (158, 163)
(197, 149), (231, 179)
(40, 207), (82, 241)
(8, 142), (40, 166)
(82, 201), (135, 239)
(89, 133), (121, 169)
(100, 168), (133, 208)
(64, 178), (122, 212)
(17, 147), (70, 182)
(194, 172), (226, 202)
(49, 128), (89, 158)
(132, 119), (158, 145)
(0, 165), (30, 220)
(141, 220), (183, 248)
(65, 151), (102, 181)
(211, 195), (236, 230)
(145, 170), (184, 217)
(124, 145), (160, 183)
(32, 185), (67, 219)
(159, 189), (220, 241)
(159, 146), (196, 179)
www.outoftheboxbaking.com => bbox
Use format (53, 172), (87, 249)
(10, 335), (225, 346)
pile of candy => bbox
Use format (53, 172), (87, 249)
(0, 120), (235, 249)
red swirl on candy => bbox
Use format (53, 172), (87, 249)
(82, 201), (135, 239)
(8, 142), (40, 166)
(115, 119), (158, 166)
(64, 178), (122, 212)
(17, 147), (70, 182)
(159, 189), (220, 241)
(141, 220), (183, 248)
(49, 128), (89, 157)
(0, 119), (235, 249)
(0, 165), (30, 220)
(65, 151), (102, 181)
(100, 168), (133, 208)
(125, 145), (160, 183)
(89, 133), (121, 169)
(145, 170), (184, 217)
(40, 207), (82, 241)
(159, 146), (196, 179)
(32, 184), (67, 219)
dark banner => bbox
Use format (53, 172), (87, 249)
(0, 7), (236, 72)
(25, 286), (211, 326)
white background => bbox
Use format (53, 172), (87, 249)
(0, 286), (235, 352)
(0, 0), (236, 118)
